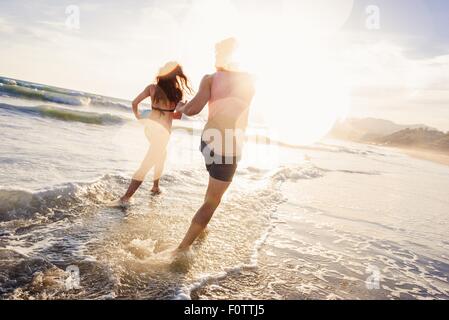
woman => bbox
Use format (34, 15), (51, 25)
(118, 62), (192, 205)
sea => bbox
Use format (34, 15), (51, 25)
(0, 76), (448, 300)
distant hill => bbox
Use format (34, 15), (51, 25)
(377, 128), (449, 151)
(329, 118), (449, 153)
(329, 118), (433, 142)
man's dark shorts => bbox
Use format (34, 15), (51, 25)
(200, 140), (238, 182)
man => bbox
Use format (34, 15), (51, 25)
(175, 38), (255, 251)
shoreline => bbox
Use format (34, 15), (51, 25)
(337, 139), (449, 166)
(399, 148), (449, 167)
(341, 138), (449, 168)
(331, 137), (449, 168)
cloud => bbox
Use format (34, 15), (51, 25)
(343, 38), (449, 130)
(0, 17), (15, 34)
(340, 36), (449, 91)
(1, 0), (448, 130)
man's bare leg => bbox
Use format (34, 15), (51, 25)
(177, 176), (231, 251)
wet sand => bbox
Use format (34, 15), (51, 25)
(402, 148), (449, 167)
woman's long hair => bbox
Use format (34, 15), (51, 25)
(154, 62), (192, 107)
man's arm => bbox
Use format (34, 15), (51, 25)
(177, 75), (212, 116)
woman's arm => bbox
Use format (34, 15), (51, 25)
(176, 75), (212, 116)
(132, 85), (153, 120)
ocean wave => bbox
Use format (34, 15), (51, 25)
(0, 251), (116, 299)
(0, 78), (17, 86)
(0, 174), (127, 223)
(0, 84), (90, 106)
(89, 96), (131, 111)
(0, 77), (133, 112)
(37, 106), (125, 125)
(0, 163), (318, 223)
(0, 103), (126, 125)
(174, 220), (276, 300)
(0, 161), (328, 299)
(271, 164), (324, 182)
(316, 143), (387, 156)
(175, 164), (324, 299)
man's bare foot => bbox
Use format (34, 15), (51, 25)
(170, 247), (193, 272)
(171, 246), (189, 257)
(171, 247), (193, 262)
(197, 227), (209, 240)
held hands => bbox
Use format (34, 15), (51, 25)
(176, 101), (187, 114)
(173, 112), (183, 120)
(174, 101), (187, 120)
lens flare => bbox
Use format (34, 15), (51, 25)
(149, 0), (355, 146)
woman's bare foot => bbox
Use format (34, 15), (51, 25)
(108, 197), (130, 208)
(151, 186), (162, 195)
(151, 179), (162, 195)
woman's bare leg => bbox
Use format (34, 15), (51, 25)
(120, 179), (143, 202)
(151, 150), (167, 194)
(177, 176), (231, 251)
(120, 145), (159, 202)
(151, 179), (161, 194)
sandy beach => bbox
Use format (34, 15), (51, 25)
(401, 148), (449, 167)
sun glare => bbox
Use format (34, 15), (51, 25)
(164, 0), (354, 146)
(237, 0), (353, 145)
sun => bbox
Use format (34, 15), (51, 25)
(172, 0), (354, 146)
(249, 43), (350, 146)
(233, 1), (353, 146)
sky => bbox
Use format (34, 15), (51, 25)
(1, 0), (449, 131)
